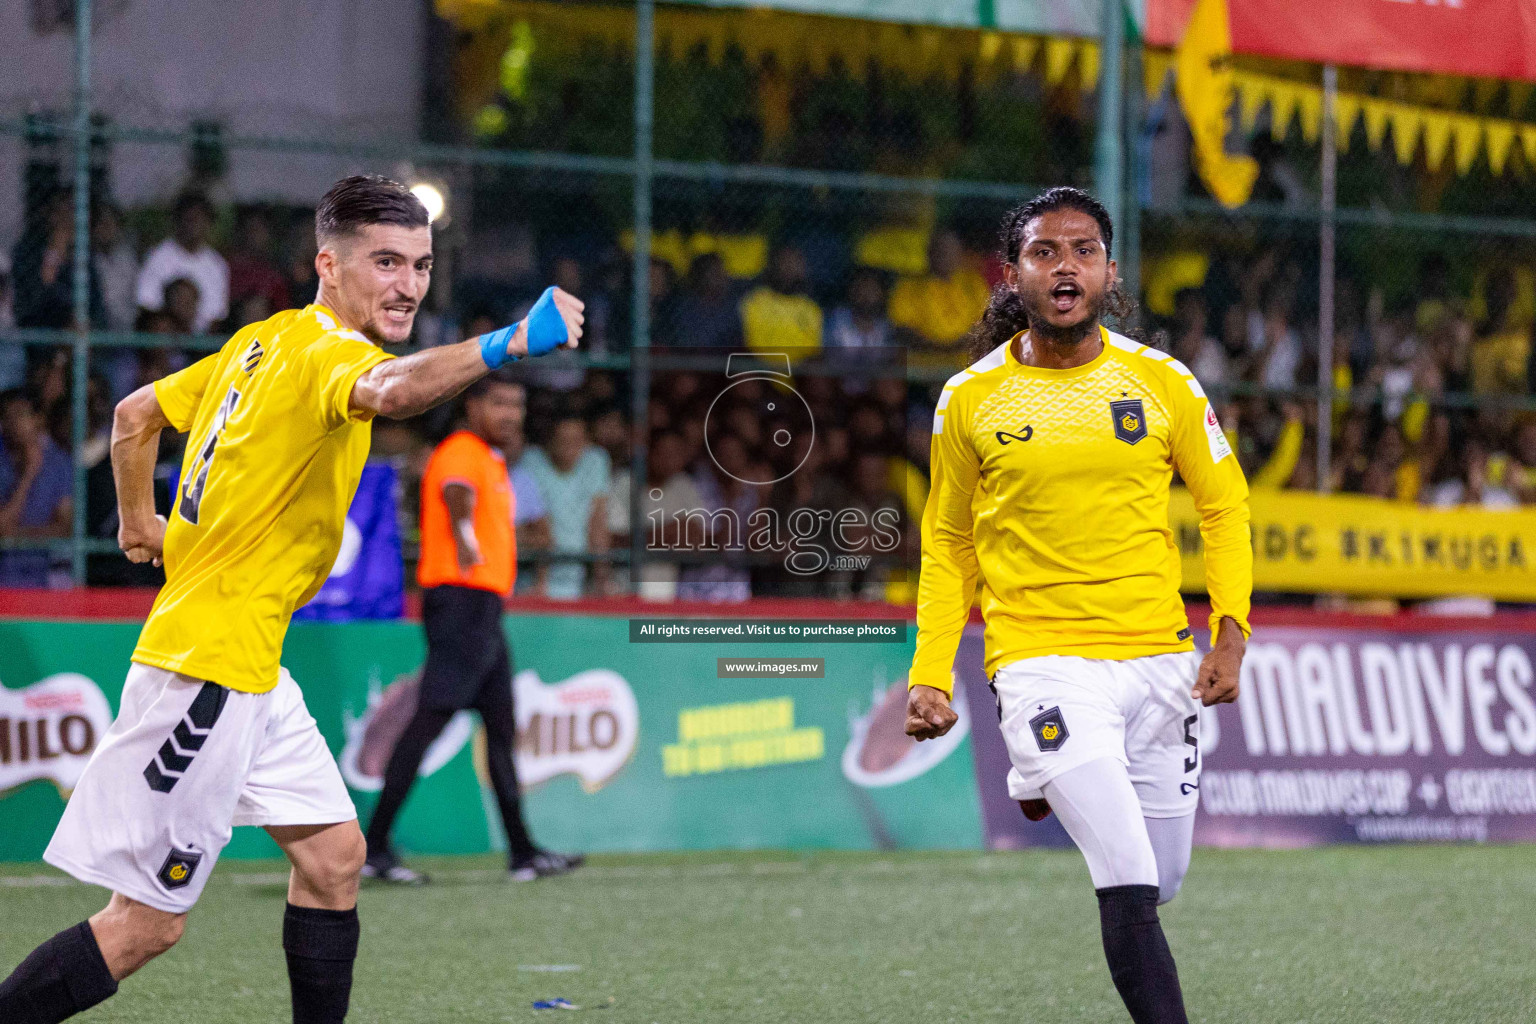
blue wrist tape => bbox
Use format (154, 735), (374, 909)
(478, 320), (520, 369)
(524, 286), (569, 357)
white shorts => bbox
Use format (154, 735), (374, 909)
(44, 663), (356, 913)
(991, 650), (1203, 818)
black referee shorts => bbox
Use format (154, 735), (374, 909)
(419, 584), (513, 712)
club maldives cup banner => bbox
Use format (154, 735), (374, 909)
(961, 625), (1536, 849)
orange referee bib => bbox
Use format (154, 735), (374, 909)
(418, 430), (516, 595)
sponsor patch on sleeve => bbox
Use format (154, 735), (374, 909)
(1203, 403), (1232, 464)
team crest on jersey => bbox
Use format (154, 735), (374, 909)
(1110, 398), (1147, 445)
(157, 847), (202, 890)
(1029, 706), (1069, 752)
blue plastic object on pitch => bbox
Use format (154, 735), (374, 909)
(477, 286), (568, 368)
(532, 998), (577, 1010)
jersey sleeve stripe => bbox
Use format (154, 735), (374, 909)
(1107, 329), (1207, 397)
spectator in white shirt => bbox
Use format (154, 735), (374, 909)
(1246, 284), (1302, 390)
(1169, 288), (1229, 390)
(92, 202), (139, 332)
(134, 192), (228, 333)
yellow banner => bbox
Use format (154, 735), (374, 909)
(1171, 488), (1536, 601)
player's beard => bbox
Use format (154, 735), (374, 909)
(360, 313), (415, 346)
(1020, 283), (1106, 349)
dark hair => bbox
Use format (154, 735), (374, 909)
(965, 186), (1139, 363)
(173, 191), (214, 221)
(0, 387), (33, 415)
(314, 174), (428, 244)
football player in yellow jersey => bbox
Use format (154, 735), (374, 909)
(904, 188), (1251, 1024)
(0, 175), (583, 1024)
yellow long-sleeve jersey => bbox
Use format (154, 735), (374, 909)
(910, 327), (1252, 695)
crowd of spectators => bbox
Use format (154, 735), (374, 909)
(6, 181), (1536, 599)
(1151, 248), (1536, 513)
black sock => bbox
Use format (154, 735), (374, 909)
(1096, 884), (1189, 1024)
(283, 903), (359, 1024)
(0, 920), (118, 1024)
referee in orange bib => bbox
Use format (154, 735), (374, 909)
(363, 373), (582, 883)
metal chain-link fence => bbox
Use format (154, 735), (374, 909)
(6, 0), (1536, 599)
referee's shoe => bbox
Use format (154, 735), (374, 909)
(510, 849), (585, 881)
(361, 849), (430, 885)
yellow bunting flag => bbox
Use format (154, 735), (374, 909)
(1296, 87), (1322, 143)
(1334, 94), (1360, 151)
(1452, 115), (1484, 175)
(1012, 35), (1039, 71)
(1238, 78), (1270, 132)
(1268, 82), (1299, 142)
(1144, 49), (1173, 99)
(1078, 41), (1100, 91)
(1362, 98), (1393, 152)
(1421, 111), (1454, 172)
(1044, 37), (1076, 85)
(979, 31), (1003, 66)
(1391, 104), (1424, 165)
(1486, 120), (1518, 174)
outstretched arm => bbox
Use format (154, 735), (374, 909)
(349, 339), (493, 421)
(350, 287), (584, 421)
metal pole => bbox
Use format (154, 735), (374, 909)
(1094, 0), (1125, 235)
(628, 0), (654, 595)
(1316, 64), (1337, 492)
(69, 0), (93, 584)
(1120, 27), (1142, 307)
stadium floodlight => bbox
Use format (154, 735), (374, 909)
(410, 182), (447, 224)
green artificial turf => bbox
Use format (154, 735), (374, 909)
(3, 846), (1533, 1023)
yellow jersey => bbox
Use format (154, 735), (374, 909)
(910, 327), (1252, 695)
(133, 304), (393, 694)
(740, 286), (823, 353)
(887, 270), (992, 347)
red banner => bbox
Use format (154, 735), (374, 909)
(1149, 0), (1536, 82)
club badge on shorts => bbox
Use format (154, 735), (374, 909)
(157, 848), (202, 890)
(1110, 398), (1147, 445)
(1029, 706), (1069, 752)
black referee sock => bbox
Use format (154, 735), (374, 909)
(1096, 884), (1189, 1024)
(283, 903), (359, 1024)
(0, 920), (118, 1023)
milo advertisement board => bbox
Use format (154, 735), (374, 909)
(0, 612), (985, 861)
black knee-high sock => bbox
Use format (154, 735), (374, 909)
(364, 708), (455, 855)
(283, 904), (359, 1024)
(1096, 884), (1189, 1024)
(0, 921), (118, 1024)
